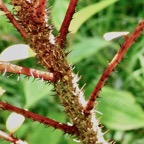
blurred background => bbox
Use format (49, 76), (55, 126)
(0, 0), (144, 143)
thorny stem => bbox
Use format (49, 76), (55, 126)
(1, 1), (143, 143)
(84, 20), (144, 115)
(0, 62), (55, 81)
(0, 0), (27, 39)
(0, 101), (78, 135)
(2, 0), (107, 143)
(0, 130), (26, 144)
(56, 0), (78, 48)
(0, 130), (23, 144)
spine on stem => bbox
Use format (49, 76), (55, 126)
(9, 1), (107, 143)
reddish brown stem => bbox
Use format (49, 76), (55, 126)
(56, 0), (78, 48)
(0, 101), (78, 135)
(84, 20), (144, 115)
(0, 0), (27, 39)
(0, 130), (26, 144)
(36, 0), (47, 13)
(0, 62), (55, 81)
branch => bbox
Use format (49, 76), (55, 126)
(0, 0), (27, 39)
(7, 1), (107, 143)
(56, 0), (78, 48)
(0, 62), (55, 82)
(0, 101), (78, 135)
(84, 20), (144, 115)
(0, 130), (27, 144)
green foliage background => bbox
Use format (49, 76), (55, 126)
(0, 0), (144, 143)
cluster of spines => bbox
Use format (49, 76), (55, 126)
(9, 0), (108, 143)
(11, 0), (70, 80)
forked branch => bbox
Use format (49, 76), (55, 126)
(0, 1), (107, 143)
(84, 20), (144, 115)
(1, 0), (141, 143)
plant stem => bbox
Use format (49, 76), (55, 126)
(0, 130), (26, 143)
(0, 101), (78, 135)
(84, 20), (144, 115)
(0, 0), (27, 39)
(8, 1), (108, 143)
(56, 0), (78, 48)
(0, 62), (55, 81)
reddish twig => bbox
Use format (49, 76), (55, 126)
(0, 130), (27, 144)
(0, 62), (55, 82)
(56, 0), (78, 48)
(84, 20), (144, 115)
(0, 101), (78, 135)
(0, 0), (27, 39)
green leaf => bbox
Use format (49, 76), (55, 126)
(97, 87), (144, 130)
(68, 37), (114, 63)
(0, 44), (35, 61)
(69, 0), (118, 33)
(27, 124), (63, 144)
(22, 77), (53, 108)
(52, 0), (69, 30)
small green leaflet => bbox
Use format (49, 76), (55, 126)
(69, 0), (118, 33)
(97, 87), (144, 130)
